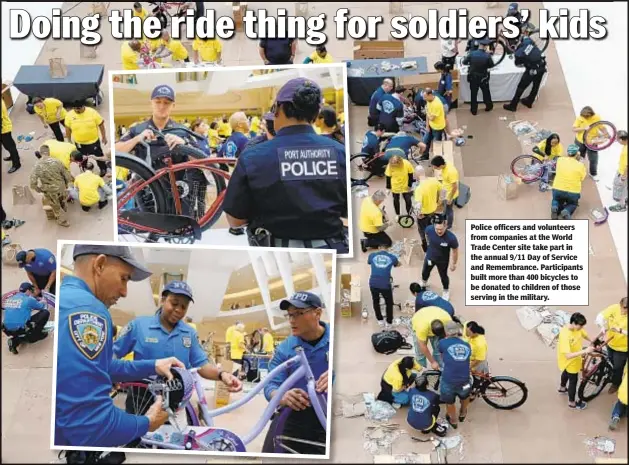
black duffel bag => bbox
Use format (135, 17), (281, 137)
(371, 330), (412, 355)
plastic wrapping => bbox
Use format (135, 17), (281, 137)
(363, 425), (403, 455)
(353, 185), (370, 198)
(584, 436), (616, 458)
(364, 393), (397, 423)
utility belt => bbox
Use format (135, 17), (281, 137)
(247, 226), (348, 250)
(526, 61), (546, 76)
(467, 72), (490, 83)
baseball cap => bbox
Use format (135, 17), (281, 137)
(151, 85), (176, 102)
(567, 144), (580, 155)
(19, 282), (35, 293)
(280, 291), (324, 311)
(274, 78), (321, 105)
(445, 321), (463, 337)
(478, 38), (493, 45)
(16, 250), (28, 267)
(72, 245), (152, 281)
(162, 280), (194, 303)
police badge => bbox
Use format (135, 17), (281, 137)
(182, 336), (192, 348)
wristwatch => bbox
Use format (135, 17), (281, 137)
(217, 370), (227, 382)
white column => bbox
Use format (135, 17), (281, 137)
(261, 252), (279, 277)
(309, 251), (331, 315)
(275, 251), (296, 297)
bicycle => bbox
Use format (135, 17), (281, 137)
(116, 128), (235, 244)
(488, 21), (550, 66)
(149, 2), (190, 29)
(577, 340), (614, 402)
(582, 120), (617, 152)
(423, 369), (529, 410)
(113, 347), (327, 453)
(510, 154), (556, 188)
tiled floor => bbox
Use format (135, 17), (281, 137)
(1, 1), (627, 463)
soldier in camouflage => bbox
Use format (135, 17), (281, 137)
(30, 145), (72, 227)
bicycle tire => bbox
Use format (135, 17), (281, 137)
(491, 39), (508, 66)
(577, 364), (610, 402)
(350, 153), (374, 183)
(583, 121), (617, 152)
(480, 376), (528, 410)
(511, 154), (544, 183)
(529, 30), (550, 53)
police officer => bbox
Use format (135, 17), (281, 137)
(409, 284), (455, 317)
(2, 282), (50, 354)
(223, 78), (348, 253)
(29, 146), (73, 228)
(55, 244), (185, 447)
(16, 248), (58, 296)
(262, 292), (330, 455)
(377, 86), (405, 133)
(503, 23), (547, 112)
(368, 79), (394, 127)
(362, 123), (386, 158)
(462, 38), (495, 115)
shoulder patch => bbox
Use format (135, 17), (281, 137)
(117, 322), (132, 340)
(69, 312), (107, 360)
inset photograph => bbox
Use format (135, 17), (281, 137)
(51, 241), (334, 458)
(111, 64), (351, 256)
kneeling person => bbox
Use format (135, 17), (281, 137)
(407, 374), (447, 437)
(73, 170), (112, 212)
(377, 356), (421, 407)
(2, 282), (50, 354)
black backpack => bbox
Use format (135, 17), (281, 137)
(371, 330), (413, 355)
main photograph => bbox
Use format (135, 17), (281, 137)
(111, 63), (351, 255)
(51, 241), (334, 458)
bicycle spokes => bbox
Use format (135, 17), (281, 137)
(274, 435), (326, 454)
(483, 380), (526, 406)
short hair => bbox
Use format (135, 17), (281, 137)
(430, 156), (446, 168)
(618, 130), (628, 141)
(570, 312), (587, 326)
(190, 118), (204, 132)
(620, 297), (628, 307)
(375, 123), (386, 132)
(580, 106), (595, 117)
(431, 320), (446, 338)
(32, 96), (44, 104)
(409, 282), (422, 294)
(372, 190), (387, 202)
(394, 86), (405, 94)
(210, 121), (218, 130)
(424, 88), (434, 96)
(383, 78), (394, 87)
(229, 112), (248, 130)
(39, 144), (50, 154)
(71, 151), (83, 162)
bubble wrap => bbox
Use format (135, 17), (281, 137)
(584, 436), (616, 458)
(353, 185), (370, 198)
(364, 393), (397, 423)
(363, 425), (403, 455)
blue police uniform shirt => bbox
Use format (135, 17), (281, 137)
(24, 248), (56, 276)
(438, 73), (453, 97)
(113, 311), (208, 369)
(246, 134), (269, 149)
(2, 292), (47, 330)
(377, 94), (404, 129)
(264, 321), (331, 401)
(223, 125), (347, 240)
(514, 37), (543, 68)
(425, 225), (459, 262)
(196, 136), (212, 156)
(369, 86), (386, 117)
(259, 38), (295, 64)
(362, 130), (380, 157)
(407, 388), (439, 431)
(55, 276), (156, 447)
(219, 131), (249, 159)
(463, 49), (494, 76)
(438, 337), (472, 385)
(415, 291), (455, 317)
(368, 251), (399, 290)
(383, 134), (421, 162)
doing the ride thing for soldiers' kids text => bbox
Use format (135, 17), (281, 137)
(465, 220), (588, 306)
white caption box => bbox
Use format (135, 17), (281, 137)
(465, 220), (589, 306)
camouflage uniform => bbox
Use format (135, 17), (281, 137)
(30, 157), (72, 227)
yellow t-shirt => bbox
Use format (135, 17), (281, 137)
(412, 306), (452, 342)
(164, 39), (189, 61)
(309, 52), (334, 64)
(2, 100), (12, 134)
(426, 98), (446, 131)
(464, 333), (488, 362)
(383, 357), (422, 392)
(34, 98), (67, 123)
(440, 164), (459, 201)
(601, 304), (628, 352)
(385, 159), (414, 194)
(557, 326), (588, 374)
(250, 116), (260, 134)
(193, 38), (222, 62)
(533, 140), (564, 161)
(574, 114), (601, 144)
(359, 197), (384, 234)
(230, 330), (245, 360)
(74, 171), (105, 206)
(225, 325), (235, 346)
(413, 177), (441, 215)
(552, 157), (586, 194)
(262, 333), (274, 353)
(208, 128), (220, 148)
(218, 121), (232, 138)
(619, 365), (628, 405)
(45, 139), (77, 170)
(116, 166), (130, 181)
(619, 145), (627, 177)
(65, 107), (104, 145)
(133, 7), (148, 20)
(121, 41), (140, 70)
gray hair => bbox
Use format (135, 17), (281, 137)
(445, 321), (463, 337)
(372, 190), (387, 202)
(414, 165), (425, 178)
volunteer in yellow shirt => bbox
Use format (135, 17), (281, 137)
(229, 323), (246, 375)
(192, 37), (222, 64)
(609, 363), (627, 430)
(262, 328), (274, 354)
(532, 133), (564, 161)
(39, 139), (77, 171)
(598, 297), (628, 394)
(572, 105), (602, 179)
(421, 88), (446, 159)
(413, 165), (442, 252)
(208, 122), (221, 149)
(156, 30), (190, 63)
(377, 356), (422, 406)
(74, 170), (111, 211)
(249, 115), (260, 137)
(430, 156), (458, 228)
(359, 190), (392, 253)
(411, 306), (452, 369)
(304, 45), (334, 64)
(551, 144), (586, 220)
(610, 130), (628, 213)
(217, 117), (232, 138)
(385, 155), (414, 218)
(64, 101), (108, 175)
(185, 317), (197, 331)
(133, 2), (148, 20)
(121, 39), (143, 70)
(32, 97), (67, 142)
(557, 312), (594, 410)
(1, 99), (21, 173)
(464, 321), (489, 374)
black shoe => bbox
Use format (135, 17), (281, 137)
(228, 227), (245, 236)
(7, 337), (18, 355)
(418, 155), (429, 162)
(485, 105), (493, 112)
(503, 104), (517, 112)
(445, 414), (458, 429)
(471, 110), (477, 116)
(8, 165), (21, 174)
(98, 200), (108, 209)
(521, 100), (533, 109)
(82, 205), (91, 212)
(360, 239), (368, 253)
(421, 243), (427, 253)
(3, 156), (11, 161)
(551, 209), (558, 220)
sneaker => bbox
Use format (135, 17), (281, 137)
(559, 210), (571, 220)
(13, 219), (26, 228)
(442, 290), (450, 301)
(503, 104), (517, 112)
(377, 320), (386, 328)
(609, 203), (627, 213)
(551, 208), (559, 220)
(609, 416), (620, 431)
(590, 174), (599, 182)
(521, 100), (533, 109)
(557, 387), (568, 395)
(569, 401), (587, 411)
(392, 403), (402, 409)
(2, 236), (11, 247)
(7, 338), (18, 355)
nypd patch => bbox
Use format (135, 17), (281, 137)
(69, 312), (107, 360)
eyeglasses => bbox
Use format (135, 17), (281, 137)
(284, 308), (315, 320)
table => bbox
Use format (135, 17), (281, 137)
(457, 56), (548, 103)
(345, 57), (429, 105)
(12, 65), (105, 106)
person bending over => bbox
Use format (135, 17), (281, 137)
(377, 356), (421, 407)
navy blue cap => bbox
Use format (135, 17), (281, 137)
(162, 280), (194, 302)
(263, 112), (275, 121)
(479, 38), (493, 45)
(275, 78), (321, 104)
(19, 282), (35, 292)
(73, 245), (152, 281)
(151, 85), (176, 102)
(280, 291), (324, 310)
(16, 250), (28, 267)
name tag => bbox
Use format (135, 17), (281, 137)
(278, 147), (339, 181)
(145, 337), (159, 344)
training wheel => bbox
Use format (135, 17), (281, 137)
(398, 215), (415, 228)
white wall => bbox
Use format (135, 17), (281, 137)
(543, 2), (628, 282)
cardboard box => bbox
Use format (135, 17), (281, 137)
(353, 40), (404, 60)
(497, 174), (518, 200)
(2, 82), (13, 110)
(49, 57), (67, 79)
(12, 185), (35, 206)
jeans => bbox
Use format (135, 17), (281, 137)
(414, 334), (443, 368)
(612, 400), (627, 419)
(370, 287), (394, 324)
(575, 139), (599, 176)
(551, 189), (580, 217)
(392, 192), (412, 216)
(422, 258), (450, 290)
(560, 370), (579, 403)
(608, 347), (628, 388)
(363, 231), (393, 249)
(439, 377), (473, 404)
(422, 128), (444, 157)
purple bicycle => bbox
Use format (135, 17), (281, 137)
(113, 347), (327, 453)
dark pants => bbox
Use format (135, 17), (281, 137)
(442, 55), (456, 67)
(1, 132), (21, 167)
(3, 309), (50, 343)
(363, 231), (393, 249)
(445, 203), (454, 229)
(421, 258), (450, 290)
(422, 128), (444, 157)
(560, 370), (579, 403)
(368, 115), (378, 127)
(76, 140), (107, 176)
(370, 287), (394, 324)
(231, 358), (243, 376)
(417, 215), (434, 251)
(508, 67), (546, 109)
(551, 189), (580, 217)
(468, 74), (492, 114)
(49, 121), (65, 142)
(33, 273), (56, 296)
(608, 347), (628, 388)
(377, 378), (396, 404)
(392, 192), (412, 216)
(575, 139), (599, 176)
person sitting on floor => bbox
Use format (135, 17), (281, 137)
(407, 374), (448, 437)
(377, 356), (422, 408)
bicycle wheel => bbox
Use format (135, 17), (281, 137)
(578, 363), (611, 402)
(480, 376), (528, 410)
(423, 370), (442, 391)
(584, 121), (617, 152)
(528, 29), (550, 53)
(350, 153), (373, 183)
(490, 40), (508, 66)
(511, 154), (544, 183)
(116, 152), (168, 222)
(112, 382), (155, 417)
